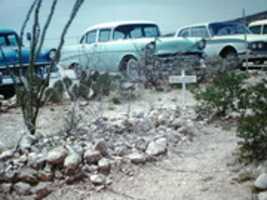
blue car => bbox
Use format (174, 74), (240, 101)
(0, 28), (59, 99)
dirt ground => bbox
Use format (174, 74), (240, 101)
(45, 126), (251, 200)
(0, 89), (252, 200)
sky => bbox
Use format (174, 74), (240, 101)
(0, 0), (266, 46)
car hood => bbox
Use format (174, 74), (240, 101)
(155, 37), (203, 55)
(212, 34), (267, 42)
(0, 46), (50, 67)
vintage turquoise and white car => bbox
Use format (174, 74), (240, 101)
(0, 27), (59, 99)
(59, 21), (206, 79)
(176, 22), (267, 67)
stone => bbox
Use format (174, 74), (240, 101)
(65, 171), (85, 185)
(14, 182), (32, 196)
(135, 138), (148, 152)
(114, 145), (129, 156)
(28, 153), (46, 170)
(64, 149), (82, 174)
(17, 168), (38, 184)
(255, 173), (267, 190)
(47, 146), (68, 165)
(84, 149), (102, 164)
(0, 183), (12, 193)
(258, 192), (267, 200)
(32, 182), (52, 200)
(19, 134), (37, 151)
(90, 174), (106, 185)
(98, 158), (111, 174)
(2, 169), (17, 183)
(146, 137), (168, 156)
(0, 149), (14, 161)
(37, 170), (53, 182)
(95, 140), (108, 156)
(128, 151), (146, 164)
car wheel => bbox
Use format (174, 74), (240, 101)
(223, 51), (240, 70)
(0, 86), (16, 100)
(125, 58), (140, 81)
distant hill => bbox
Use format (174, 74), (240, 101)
(227, 10), (267, 25)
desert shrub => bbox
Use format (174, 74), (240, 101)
(194, 71), (248, 117)
(237, 79), (267, 162)
(45, 80), (64, 103)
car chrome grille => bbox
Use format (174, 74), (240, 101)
(249, 41), (267, 52)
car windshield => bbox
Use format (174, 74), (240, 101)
(113, 24), (160, 40)
(0, 33), (18, 47)
(209, 23), (251, 36)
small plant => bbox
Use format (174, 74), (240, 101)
(237, 79), (267, 162)
(194, 71), (248, 118)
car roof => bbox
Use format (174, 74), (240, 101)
(83, 21), (158, 34)
(249, 19), (267, 27)
(0, 28), (16, 34)
(176, 22), (209, 35)
(176, 21), (245, 35)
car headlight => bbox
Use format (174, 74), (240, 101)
(249, 42), (264, 50)
(197, 39), (206, 50)
(48, 49), (56, 60)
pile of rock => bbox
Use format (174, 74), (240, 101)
(0, 107), (199, 199)
(255, 173), (267, 200)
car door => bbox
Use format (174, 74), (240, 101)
(94, 28), (114, 72)
(80, 30), (98, 70)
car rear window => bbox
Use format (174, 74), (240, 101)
(113, 24), (160, 40)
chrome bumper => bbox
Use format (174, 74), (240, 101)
(239, 51), (267, 67)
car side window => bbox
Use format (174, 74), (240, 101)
(179, 28), (190, 37)
(191, 26), (209, 38)
(263, 25), (267, 34)
(113, 31), (125, 40)
(0, 35), (6, 46)
(99, 29), (111, 42)
(130, 27), (143, 38)
(250, 25), (262, 34)
(86, 30), (97, 44)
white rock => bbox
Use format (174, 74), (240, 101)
(84, 149), (102, 164)
(128, 151), (146, 164)
(14, 182), (32, 196)
(255, 173), (267, 190)
(64, 150), (81, 171)
(258, 192), (267, 200)
(47, 146), (68, 165)
(90, 174), (106, 185)
(146, 137), (168, 156)
(98, 158), (111, 174)
(19, 134), (36, 151)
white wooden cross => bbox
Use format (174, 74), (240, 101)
(169, 70), (197, 109)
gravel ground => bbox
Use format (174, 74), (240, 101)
(0, 88), (251, 199)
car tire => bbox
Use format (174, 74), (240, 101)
(0, 86), (16, 100)
(125, 58), (140, 81)
(223, 50), (240, 70)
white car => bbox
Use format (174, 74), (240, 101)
(176, 22), (267, 67)
(249, 19), (267, 35)
(59, 21), (205, 79)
